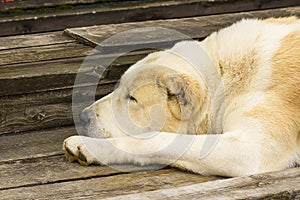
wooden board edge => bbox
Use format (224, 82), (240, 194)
(102, 167), (300, 199)
(64, 6), (300, 48)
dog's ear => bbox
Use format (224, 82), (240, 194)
(157, 72), (201, 120)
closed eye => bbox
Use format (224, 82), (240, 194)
(128, 95), (138, 103)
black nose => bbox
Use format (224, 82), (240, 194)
(80, 110), (90, 127)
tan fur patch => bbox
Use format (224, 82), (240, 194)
(245, 27), (300, 168)
(245, 22), (300, 116)
(219, 49), (259, 97)
(271, 29), (300, 108)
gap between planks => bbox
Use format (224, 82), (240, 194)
(0, 154), (175, 190)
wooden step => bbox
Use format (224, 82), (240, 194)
(65, 6), (300, 50)
(0, 0), (299, 36)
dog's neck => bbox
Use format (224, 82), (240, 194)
(170, 41), (225, 134)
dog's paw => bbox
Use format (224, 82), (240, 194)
(63, 136), (96, 166)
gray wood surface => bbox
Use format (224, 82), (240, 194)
(65, 6), (300, 50)
(0, 0), (115, 11)
(1, 155), (176, 190)
(1, 0), (299, 36)
(0, 102), (74, 134)
(0, 43), (91, 66)
(0, 166), (219, 200)
(104, 167), (300, 200)
(0, 126), (75, 162)
(0, 83), (116, 134)
(0, 51), (147, 95)
(0, 31), (74, 51)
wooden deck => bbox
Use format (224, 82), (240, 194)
(1, 1), (300, 199)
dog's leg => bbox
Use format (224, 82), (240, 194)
(63, 125), (290, 176)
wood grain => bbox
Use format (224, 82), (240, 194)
(0, 83), (116, 134)
(0, 102), (74, 134)
(0, 31), (74, 51)
(104, 167), (300, 200)
(0, 0), (116, 11)
(0, 43), (91, 66)
(65, 6), (300, 49)
(0, 126), (75, 162)
(0, 166), (219, 199)
(0, 51), (147, 95)
(1, 0), (299, 36)
(0, 155), (174, 190)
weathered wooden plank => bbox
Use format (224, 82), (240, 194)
(1, 0), (299, 36)
(0, 82), (114, 106)
(103, 167), (300, 200)
(0, 50), (148, 96)
(0, 31), (74, 51)
(0, 43), (92, 66)
(0, 167), (220, 199)
(0, 83), (116, 134)
(65, 6), (300, 50)
(0, 126), (75, 162)
(0, 0), (118, 11)
(0, 155), (171, 190)
(0, 102), (75, 134)
(1, 0), (298, 12)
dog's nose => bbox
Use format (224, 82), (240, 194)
(80, 110), (91, 127)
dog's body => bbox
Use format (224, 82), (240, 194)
(64, 17), (300, 177)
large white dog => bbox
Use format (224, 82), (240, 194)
(63, 17), (300, 177)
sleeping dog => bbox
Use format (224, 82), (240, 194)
(63, 17), (300, 177)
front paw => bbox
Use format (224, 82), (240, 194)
(63, 136), (96, 166)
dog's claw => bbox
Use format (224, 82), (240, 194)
(78, 151), (88, 163)
(62, 136), (93, 166)
(65, 146), (75, 157)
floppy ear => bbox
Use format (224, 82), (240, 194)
(157, 72), (201, 120)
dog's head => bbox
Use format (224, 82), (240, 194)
(80, 42), (213, 138)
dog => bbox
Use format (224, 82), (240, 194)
(63, 17), (300, 177)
